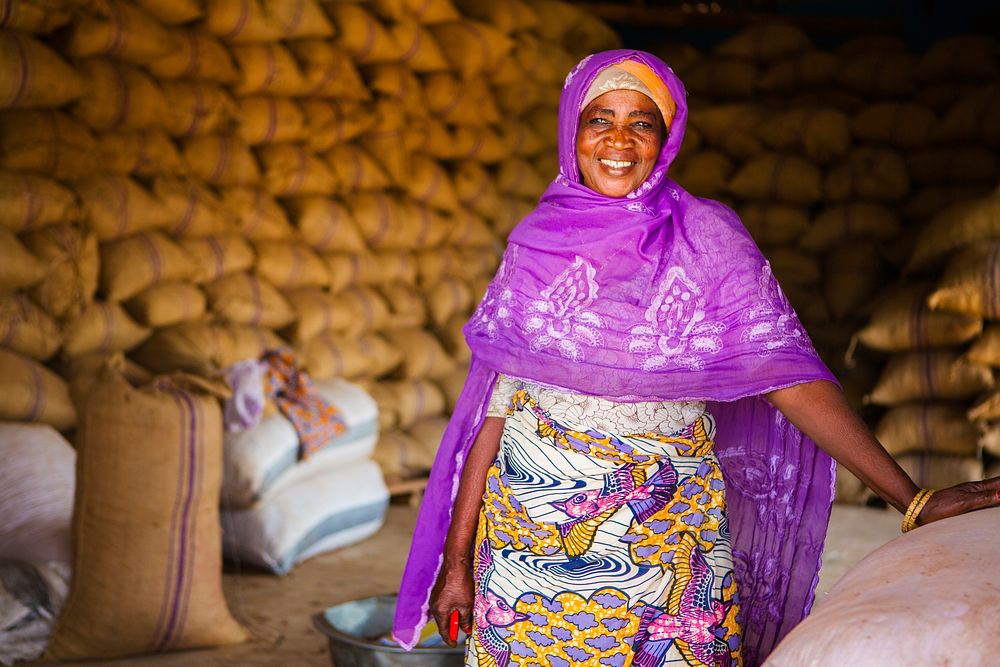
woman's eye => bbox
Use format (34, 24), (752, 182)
(589, 117), (610, 125)
(633, 121), (653, 129)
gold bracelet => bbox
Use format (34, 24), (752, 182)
(902, 489), (934, 533)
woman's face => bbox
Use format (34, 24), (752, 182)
(575, 89), (664, 198)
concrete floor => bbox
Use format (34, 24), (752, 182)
(28, 503), (900, 667)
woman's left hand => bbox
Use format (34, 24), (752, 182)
(916, 476), (1000, 526)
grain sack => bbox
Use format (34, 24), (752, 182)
(896, 454), (984, 491)
(875, 403), (979, 458)
(851, 102), (936, 148)
(182, 135), (260, 187)
(834, 463), (866, 505)
(838, 52), (916, 97)
(0, 293), (61, 360)
(0, 29), (82, 109)
(322, 4), (399, 64)
(928, 244), (1000, 319)
(349, 192), (401, 249)
(785, 89), (866, 113)
(323, 143), (391, 193)
(155, 178), (235, 237)
(455, 247), (499, 280)
(939, 85), (1000, 147)
(907, 147), (998, 185)
(61, 352), (153, 407)
(824, 147), (909, 203)
(0, 422), (75, 565)
(221, 187), (294, 241)
(966, 325), (1000, 367)
(22, 225), (98, 320)
(837, 33), (906, 58)
(204, 272), (293, 328)
(457, 0), (538, 32)
(286, 197), (364, 254)
(737, 204), (809, 246)
(824, 243), (882, 320)
(438, 313), (471, 363)
(255, 241), (329, 289)
(236, 97), (305, 146)
(390, 16), (450, 73)
(373, 429), (424, 479)
(161, 81), (238, 138)
(0, 110), (98, 180)
(406, 154), (459, 212)
(436, 364), (468, 412)
(416, 246), (463, 286)
(230, 43), (307, 96)
(70, 58), (165, 132)
(492, 196), (535, 237)
(287, 40), (370, 100)
(385, 328), (454, 380)
(905, 184), (994, 224)
(45, 366), (247, 660)
(447, 209), (496, 247)
(133, 323), (283, 374)
(76, 174), (172, 241)
(126, 282), (206, 328)
(363, 64), (426, 113)
(512, 34), (574, 85)
(855, 283), (982, 352)
(674, 150), (733, 198)
(428, 20), (514, 78)
(338, 285), (392, 333)
(180, 235), (255, 283)
(800, 203), (901, 254)
(62, 301), (150, 358)
(203, 0), (332, 42)
(0, 170), (79, 233)
(764, 247), (821, 286)
(683, 58), (758, 99)
(729, 153), (823, 205)
(916, 34), (998, 82)
(303, 331), (401, 380)
(283, 287), (353, 344)
(258, 143), (337, 196)
(0, 348), (75, 430)
(406, 415), (448, 471)
(381, 378), (446, 430)
(99, 130), (186, 177)
(100, 231), (198, 301)
(353, 251), (420, 286)
(135, 0), (202, 25)
(301, 99), (376, 152)
(0, 0), (71, 33)
(755, 108), (851, 164)
(781, 284), (828, 324)
(757, 50), (839, 92)
(453, 160), (503, 219)
(715, 22), (810, 62)
(969, 387), (1000, 421)
(64, 0), (173, 64)
(402, 0), (459, 24)
(147, 30), (238, 83)
(422, 73), (499, 126)
(426, 277), (473, 326)
(494, 77), (543, 116)
(907, 190), (1000, 272)
(0, 227), (46, 291)
(916, 81), (979, 114)
(866, 349), (994, 405)
(359, 97), (410, 183)
(979, 423), (1000, 458)
(324, 254), (360, 292)
(495, 157), (546, 199)
(380, 282), (428, 330)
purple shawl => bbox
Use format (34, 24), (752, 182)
(393, 50), (837, 666)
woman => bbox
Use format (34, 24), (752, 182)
(393, 50), (1000, 667)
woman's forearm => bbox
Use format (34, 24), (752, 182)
(766, 380), (919, 513)
(442, 416), (505, 568)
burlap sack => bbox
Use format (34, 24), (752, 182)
(756, 108), (851, 165)
(446, 209), (496, 248)
(496, 157), (547, 199)
(337, 285), (392, 333)
(435, 312), (469, 361)
(401, 0), (459, 24)
(452, 160), (502, 220)
(917, 81), (979, 114)
(132, 322), (284, 375)
(908, 190), (1000, 272)
(203, 0), (332, 42)
(0, 170), (79, 233)
(349, 192), (402, 250)
(65, 0), (173, 64)
(838, 52), (916, 97)
(0, 348), (75, 430)
(134, 0), (202, 25)
(161, 81), (237, 138)
(384, 328), (455, 380)
(855, 283), (982, 352)
(916, 34), (998, 83)
(203, 272), (293, 328)
(683, 58), (758, 99)
(255, 241), (330, 289)
(0, 29), (82, 109)
(423, 73), (499, 126)
(940, 85), (1000, 147)
(0, 0), (71, 33)
(783, 283), (828, 324)
(426, 277), (473, 327)
(894, 454), (984, 491)
(0, 226), (47, 291)
(389, 16), (450, 73)
(179, 235), (255, 284)
(363, 64), (426, 113)
(230, 43), (307, 96)
(220, 187), (294, 241)
(324, 4), (400, 64)
(928, 243), (1000, 319)
(757, 50), (839, 93)
(875, 404), (980, 457)
(492, 196), (535, 237)
(851, 102), (936, 149)
(147, 30), (238, 83)
(22, 225), (99, 320)
(494, 77), (543, 116)
(866, 349), (994, 405)
(764, 247), (820, 286)
(75, 175), (172, 241)
(301, 100), (376, 152)
(0, 293), (61, 360)
(907, 147), (998, 185)
(286, 197), (365, 254)
(373, 429), (424, 479)
(0, 110), (99, 180)
(675, 150), (734, 198)
(978, 422), (1000, 458)
(357, 98), (410, 183)
(800, 203), (901, 254)
(965, 325), (1000, 367)
(345, 251), (420, 287)
(737, 203), (809, 246)
(388, 378), (447, 432)
(71, 58), (165, 132)
(715, 22), (810, 62)
(903, 184), (992, 224)
(126, 282), (206, 328)
(435, 364), (469, 412)
(824, 147), (909, 203)
(236, 97), (305, 146)
(523, 106), (559, 152)
(457, 0), (538, 32)
(62, 301), (150, 358)
(324, 254), (360, 292)
(100, 231), (198, 301)
(428, 19), (514, 78)
(380, 282), (428, 330)
(323, 143), (391, 193)
(287, 40), (370, 100)
(283, 287), (354, 344)
(728, 153), (823, 205)
(512, 33), (574, 85)
(834, 463), (866, 505)
(969, 387), (1000, 421)
(182, 135), (261, 187)
(405, 155), (460, 213)
(155, 178), (235, 238)
(824, 243), (882, 320)
(45, 365), (248, 660)
(257, 143), (338, 196)
(303, 331), (402, 380)
(99, 130), (187, 178)
(414, 247), (461, 287)
(405, 416), (449, 471)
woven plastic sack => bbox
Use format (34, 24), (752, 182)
(907, 147), (998, 185)
(179, 235), (255, 284)
(916, 34), (998, 83)
(236, 97), (305, 146)
(939, 85), (1000, 147)
(64, 0), (173, 64)
(203, 0), (332, 42)
(99, 130), (187, 178)
(323, 143), (391, 193)
(301, 99), (376, 152)
(824, 243), (882, 320)
(0, 29), (83, 109)
(134, 0), (202, 24)
(62, 301), (150, 358)
(132, 323), (283, 375)
(303, 331), (402, 380)
(70, 58), (165, 131)
(0, 227), (46, 291)
(287, 197), (365, 254)
(126, 282), (206, 328)
(851, 102), (936, 148)
(0, 170), (79, 233)
(287, 40), (371, 100)
(99, 231), (198, 301)
(0, 110), (98, 180)
(907, 190), (1000, 272)
(800, 203), (901, 254)
(283, 287), (354, 344)
(729, 153), (823, 205)
(928, 243), (1000, 319)
(220, 187), (294, 241)
(380, 282), (428, 330)
(0, 0), (71, 33)
(683, 58), (758, 99)
(756, 108), (851, 164)
(737, 203), (808, 246)
(824, 147), (909, 203)
(875, 404), (980, 458)
(255, 241), (329, 289)
(230, 43), (307, 96)
(428, 19), (514, 78)
(204, 272), (293, 328)
(855, 283), (982, 352)
(675, 150), (734, 198)
(22, 225), (98, 320)
(757, 50), (839, 93)
(965, 325), (1000, 367)
(182, 135), (260, 187)
(0, 293), (61, 360)
(325, 4), (400, 64)
(688, 104), (767, 160)
(715, 22), (810, 62)
(161, 81), (238, 138)
(866, 349), (994, 405)
(390, 17), (450, 72)
(147, 30), (238, 83)
(258, 143), (338, 196)
(0, 348), (75, 430)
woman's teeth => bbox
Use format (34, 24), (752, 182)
(599, 159), (636, 169)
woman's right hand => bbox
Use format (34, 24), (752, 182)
(430, 559), (474, 648)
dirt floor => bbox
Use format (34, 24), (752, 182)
(28, 503), (901, 667)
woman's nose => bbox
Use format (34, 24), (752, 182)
(608, 125), (632, 147)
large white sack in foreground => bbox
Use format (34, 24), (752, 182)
(765, 507), (1000, 666)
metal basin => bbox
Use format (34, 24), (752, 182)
(312, 594), (465, 667)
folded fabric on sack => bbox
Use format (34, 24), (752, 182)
(221, 459), (388, 574)
(222, 377), (379, 508)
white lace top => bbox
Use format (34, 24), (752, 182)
(486, 374), (706, 435)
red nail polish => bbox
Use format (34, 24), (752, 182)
(449, 610), (459, 642)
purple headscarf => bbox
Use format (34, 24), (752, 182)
(394, 50), (838, 666)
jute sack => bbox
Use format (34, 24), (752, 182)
(435, 364), (468, 412)
(0, 227), (46, 291)
(437, 313), (471, 363)
(426, 277), (473, 327)
(837, 52), (916, 97)
(824, 243), (882, 320)
(756, 108), (851, 164)
(916, 80), (979, 114)
(303, 332), (402, 380)
(764, 247), (820, 286)
(203, 0), (332, 42)
(348, 192), (402, 250)
(385, 328), (455, 380)
(969, 387), (1000, 421)
(236, 97), (305, 146)
(0, 348), (75, 430)
(866, 349), (994, 405)
(834, 463), (866, 505)
(402, 0), (459, 24)
(939, 85), (1000, 147)
(100, 231), (198, 302)
(203, 272), (293, 328)
(894, 454), (984, 492)
(715, 22), (811, 62)
(800, 203), (901, 254)
(337, 285), (392, 333)
(757, 50), (839, 93)
(406, 154), (460, 213)
(287, 40), (371, 100)
(75, 175), (171, 241)
(783, 89), (867, 115)
(457, 0), (539, 33)
(283, 287), (354, 344)
(728, 153), (823, 205)
(0, 0), (71, 33)
(903, 185), (992, 224)
(675, 150), (734, 198)
(62, 301), (150, 358)
(182, 135), (261, 187)
(287, 197), (365, 254)
(100, 130), (187, 178)
(22, 225), (99, 320)
(875, 404), (980, 457)
(356, 252), (419, 287)
(230, 43), (307, 96)
(916, 34), (998, 83)
(737, 204), (809, 246)
(147, 30), (238, 84)
(423, 73), (499, 126)
(494, 78), (544, 117)
(854, 283), (982, 352)
(324, 254), (361, 292)
(0, 29), (83, 109)
(255, 241), (330, 289)
(501, 126), (547, 160)
(323, 143), (391, 193)
(155, 178), (236, 238)
(907, 189), (1000, 272)
(126, 282), (206, 328)
(180, 235), (255, 284)
(928, 243), (1000, 319)
(455, 247), (499, 281)
(325, 4), (400, 65)
(70, 58), (166, 132)
(824, 147), (909, 203)
(45, 364), (248, 660)
(965, 325), (1000, 367)
(64, 0), (173, 64)
(301, 100), (376, 152)
(373, 429), (424, 479)
(428, 20), (514, 78)
(363, 64), (426, 114)
(0, 110), (99, 180)
(524, 107), (559, 152)
(382, 379), (447, 431)
(683, 58), (758, 99)
(405, 416), (449, 472)
(161, 81), (238, 138)
(907, 147), (999, 185)
(132, 323), (284, 375)
(446, 209), (496, 247)
(258, 143), (338, 196)
(408, 115), (456, 159)
(452, 161), (503, 220)
(220, 187), (295, 241)
(416, 246), (463, 286)
(492, 196), (535, 237)
(380, 282), (428, 330)
(851, 103), (936, 149)
(978, 422), (1000, 458)
(389, 17), (450, 73)
(512, 34), (574, 85)
(134, 0), (202, 26)
(0, 293), (61, 360)
(0, 170), (79, 233)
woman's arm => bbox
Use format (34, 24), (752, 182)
(429, 415), (505, 646)
(766, 380), (1000, 523)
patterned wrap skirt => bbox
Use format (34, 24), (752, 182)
(466, 386), (744, 667)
